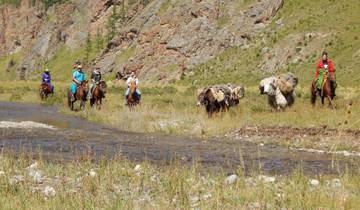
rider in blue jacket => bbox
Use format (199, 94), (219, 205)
(42, 69), (54, 92)
(70, 65), (86, 101)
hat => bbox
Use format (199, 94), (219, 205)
(77, 65), (83, 69)
(322, 51), (328, 56)
(45, 68), (50, 72)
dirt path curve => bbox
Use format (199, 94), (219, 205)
(0, 102), (358, 175)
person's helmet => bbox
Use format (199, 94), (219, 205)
(94, 67), (100, 74)
(45, 68), (50, 72)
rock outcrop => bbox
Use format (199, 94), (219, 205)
(0, 0), (284, 81)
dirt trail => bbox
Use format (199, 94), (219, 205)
(0, 102), (359, 175)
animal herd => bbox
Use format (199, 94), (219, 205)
(40, 72), (334, 115)
(197, 72), (335, 117)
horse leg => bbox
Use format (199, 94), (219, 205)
(321, 95), (325, 107)
(90, 98), (95, 108)
(95, 98), (99, 110)
(81, 99), (86, 110)
(327, 95), (336, 109)
(311, 93), (316, 106)
(68, 91), (73, 110)
(97, 98), (102, 110)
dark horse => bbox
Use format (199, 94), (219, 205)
(311, 71), (336, 108)
(126, 80), (140, 109)
(68, 81), (89, 111)
(90, 81), (107, 109)
(39, 83), (53, 100)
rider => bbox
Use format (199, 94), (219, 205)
(70, 65), (86, 102)
(41, 68), (54, 92)
(73, 59), (81, 69)
(125, 71), (141, 104)
(88, 66), (102, 99)
(315, 51), (336, 96)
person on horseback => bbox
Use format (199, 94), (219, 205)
(88, 66), (102, 99)
(125, 71), (141, 104)
(315, 51), (337, 96)
(41, 68), (54, 93)
(70, 65), (86, 102)
(73, 59), (81, 69)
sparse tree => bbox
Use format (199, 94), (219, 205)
(95, 29), (104, 52)
(84, 33), (92, 63)
(106, 5), (118, 44)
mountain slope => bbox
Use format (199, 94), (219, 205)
(1, 0), (359, 87)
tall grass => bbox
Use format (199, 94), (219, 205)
(2, 81), (360, 152)
(0, 152), (359, 209)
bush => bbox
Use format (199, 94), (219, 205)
(250, 104), (267, 113)
(9, 93), (22, 101)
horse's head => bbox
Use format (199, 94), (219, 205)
(81, 80), (89, 93)
(99, 81), (107, 93)
(129, 80), (137, 92)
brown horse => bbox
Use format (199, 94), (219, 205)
(126, 80), (140, 108)
(39, 83), (53, 100)
(90, 81), (107, 109)
(311, 71), (335, 108)
(68, 81), (89, 111)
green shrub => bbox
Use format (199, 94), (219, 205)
(9, 93), (22, 101)
(250, 104), (267, 113)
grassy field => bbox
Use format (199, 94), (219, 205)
(1, 80), (360, 153)
(1, 0), (360, 208)
(0, 152), (359, 209)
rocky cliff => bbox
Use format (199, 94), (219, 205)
(1, 0), (358, 85)
(0, 0), (285, 82)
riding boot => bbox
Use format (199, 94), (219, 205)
(124, 95), (128, 105)
(71, 93), (76, 102)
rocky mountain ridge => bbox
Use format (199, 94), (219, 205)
(2, 0), (358, 85)
(0, 0), (285, 82)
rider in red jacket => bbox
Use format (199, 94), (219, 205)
(315, 51), (337, 96)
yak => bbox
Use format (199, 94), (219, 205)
(259, 73), (298, 110)
(197, 85), (245, 117)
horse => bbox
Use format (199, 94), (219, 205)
(68, 80), (89, 111)
(90, 81), (107, 109)
(126, 80), (140, 108)
(311, 71), (335, 108)
(39, 83), (53, 100)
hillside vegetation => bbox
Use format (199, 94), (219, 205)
(1, 0), (359, 87)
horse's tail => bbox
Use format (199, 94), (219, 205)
(310, 80), (317, 105)
(67, 90), (72, 108)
